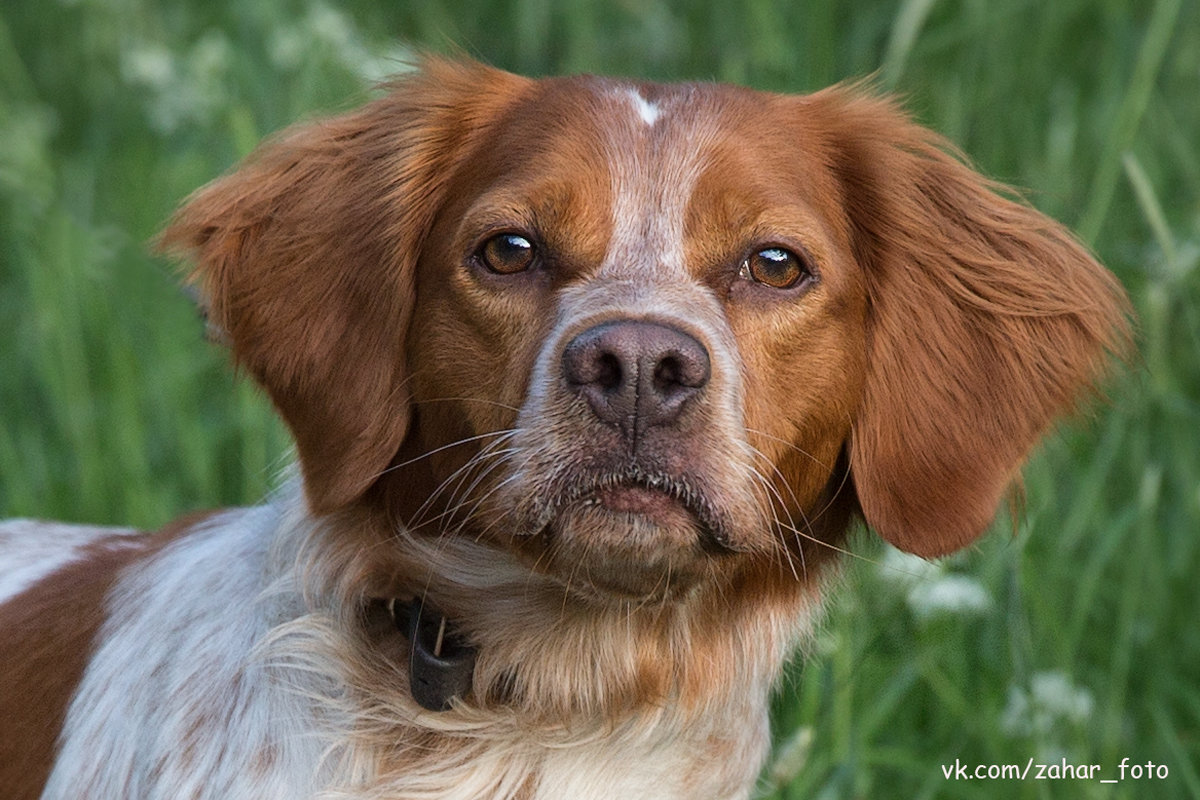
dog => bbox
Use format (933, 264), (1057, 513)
(0, 58), (1129, 799)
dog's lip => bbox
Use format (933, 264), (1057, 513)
(542, 470), (736, 552)
(595, 484), (685, 517)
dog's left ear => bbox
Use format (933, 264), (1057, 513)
(810, 88), (1132, 557)
(160, 59), (529, 513)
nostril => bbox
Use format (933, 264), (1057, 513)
(596, 352), (623, 392)
(653, 355), (683, 393)
(653, 343), (710, 392)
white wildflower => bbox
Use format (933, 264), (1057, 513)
(1001, 670), (1095, 737)
(766, 726), (813, 789)
(120, 43), (176, 92)
(906, 574), (992, 619)
(123, 31), (232, 134)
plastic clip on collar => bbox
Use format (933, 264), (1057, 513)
(396, 597), (478, 712)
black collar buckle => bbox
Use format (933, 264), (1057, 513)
(392, 597), (477, 712)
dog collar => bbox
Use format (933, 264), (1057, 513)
(390, 597), (477, 712)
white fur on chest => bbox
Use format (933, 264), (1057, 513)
(40, 498), (785, 799)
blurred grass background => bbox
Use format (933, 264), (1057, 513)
(1, 0), (1197, 797)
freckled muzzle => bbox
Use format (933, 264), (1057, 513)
(502, 317), (749, 601)
(482, 278), (768, 602)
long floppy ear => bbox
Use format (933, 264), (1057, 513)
(814, 89), (1131, 557)
(160, 59), (529, 513)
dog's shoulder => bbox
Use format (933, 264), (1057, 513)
(0, 519), (149, 798)
(0, 507), (301, 798)
(0, 519), (140, 600)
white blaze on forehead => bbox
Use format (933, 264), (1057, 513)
(626, 87), (661, 127)
(600, 83), (718, 285)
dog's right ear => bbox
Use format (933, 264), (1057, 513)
(807, 88), (1132, 557)
(160, 59), (530, 514)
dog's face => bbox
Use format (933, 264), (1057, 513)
(400, 78), (868, 601)
(164, 60), (1127, 606)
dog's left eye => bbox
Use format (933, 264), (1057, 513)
(741, 247), (809, 289)
(480, 233), (536, 275)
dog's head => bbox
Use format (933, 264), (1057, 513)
(163, 59), (1128, 605)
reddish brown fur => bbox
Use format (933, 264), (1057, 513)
(0, 534), (153, 798)
(809, 89), (1133, 555)
(0, 513), (216, 795)
(161, 57), (1128, 713)
(5, 57), (1130, 798)
(161, 62), (533, 513)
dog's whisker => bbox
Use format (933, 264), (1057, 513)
(444, 445), (524, 528)
(744, 464), (804, 580)
(739, 441), (816, 573)
(409, 396), (524, 414)
(423, 446), (517, 533)
(452, 450), (545, 544)
(742, 444), (861, 567)
(770, 519), (887, 567)
(744, 427), (832, 471)
(741, 440), (824, 541)
(740, 440), (810, 512)
(428, 456), (516, 542)
(404, 435), (518, 531)
(434, 450), (542, 544)
(374, 428), (516, 483)
(806, 455), (855, 528)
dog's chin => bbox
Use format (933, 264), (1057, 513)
(539, 486), (725, 603)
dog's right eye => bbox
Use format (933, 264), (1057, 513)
(741, 247), (810, 290)
(479, 233), (536, 275)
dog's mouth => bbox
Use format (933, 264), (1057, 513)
(543, 469), (731, 545)
(595, 483), (693, 524)
(527, 470), (736, 602)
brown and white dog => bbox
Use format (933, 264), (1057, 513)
(0, 59), (1128, 799)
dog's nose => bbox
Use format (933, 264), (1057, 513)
(561, 320), (710, 435)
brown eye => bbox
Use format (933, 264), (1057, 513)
(480, 233), (535, 274)
(742, 247), (808, 289)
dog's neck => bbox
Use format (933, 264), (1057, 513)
(285, 450), (857, 719)
(198, 480), (836, 798)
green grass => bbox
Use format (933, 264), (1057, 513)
(2, 1), (1198, 797)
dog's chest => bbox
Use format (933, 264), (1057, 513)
(14, 507), (772, 800)
(527, 727), (767, 800)
(358, 715), (769, 800)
